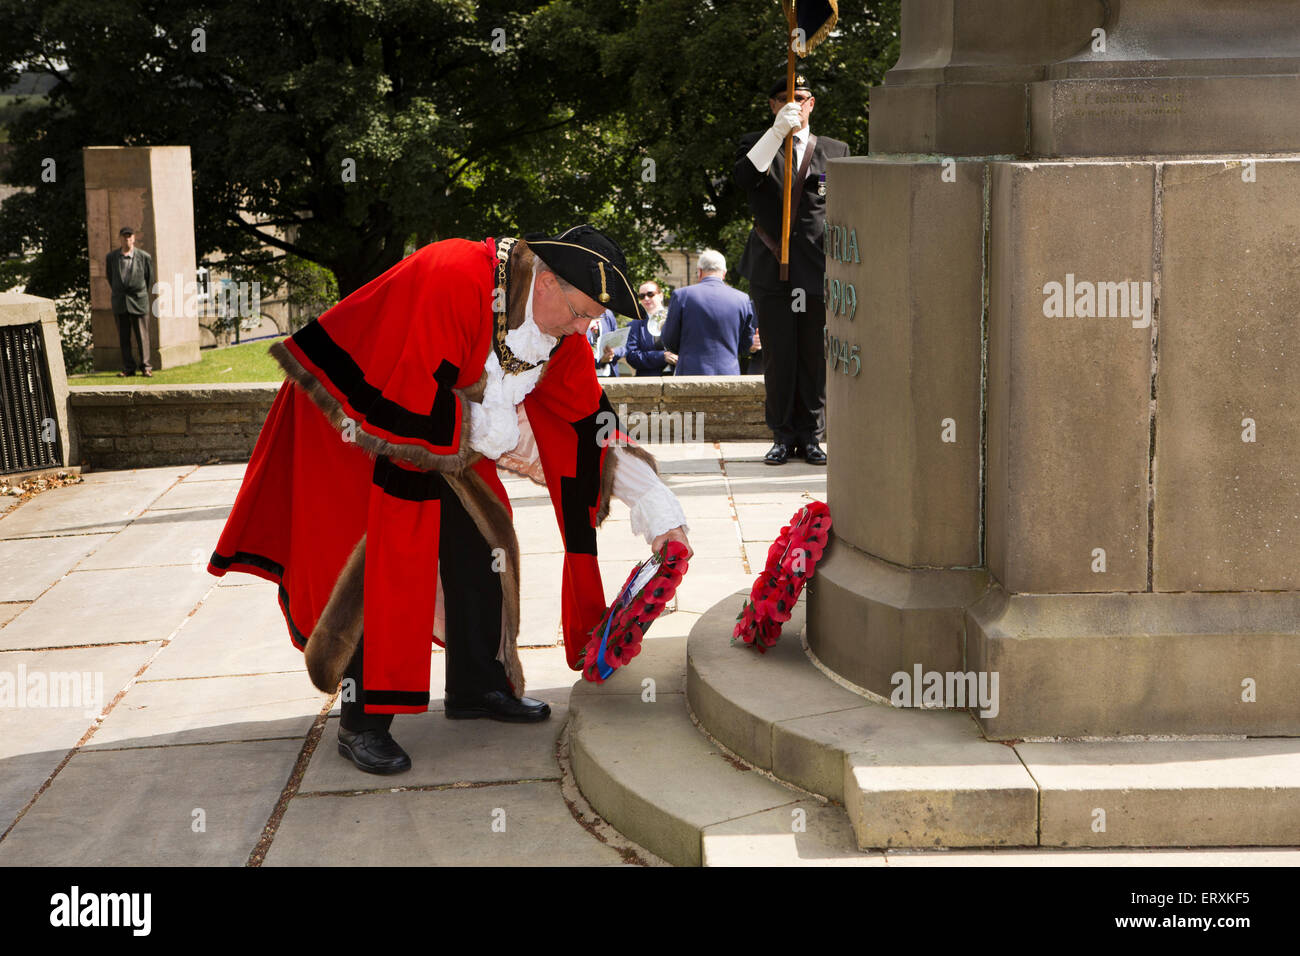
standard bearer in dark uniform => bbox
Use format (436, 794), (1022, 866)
(733, 72), (850, 466)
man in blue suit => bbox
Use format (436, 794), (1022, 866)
(661, 250), (756, 376)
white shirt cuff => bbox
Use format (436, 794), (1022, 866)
(610, 446), (689, 545)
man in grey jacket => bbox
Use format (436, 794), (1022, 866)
(105, 227), (154, 377)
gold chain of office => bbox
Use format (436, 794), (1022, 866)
(492, 237), (545, 375)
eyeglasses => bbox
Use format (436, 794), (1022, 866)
(638, 291), (658, 300)
(561, 288), (604, 324)
(790, 93), (812, 104)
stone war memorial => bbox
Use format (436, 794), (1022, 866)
(83, 146), (202, 372)
(803, 0), (1300, 846)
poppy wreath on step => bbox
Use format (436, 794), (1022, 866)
(581, 539), (691, 683)
(732, 501), (832, 653)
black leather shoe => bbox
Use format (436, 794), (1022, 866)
(763, 442), (795, 466)
(337, 726), (412, 775)
(444, 690), (551, 723)
(803, 441), (827, 465)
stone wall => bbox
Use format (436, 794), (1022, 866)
(70, 384), (275, 469)
(68, 375), (767, 470)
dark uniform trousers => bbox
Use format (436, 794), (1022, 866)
(115, 311), (152, 375)
(753, 289), (826, 447)
(341, 477), (511, 733)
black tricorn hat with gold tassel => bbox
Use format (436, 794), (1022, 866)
(524, 224), (646, 322)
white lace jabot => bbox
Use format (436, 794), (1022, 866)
(467, 259), (556, 459)
(466, 260), (688, 544)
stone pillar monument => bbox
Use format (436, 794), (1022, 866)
(83, 146), (202, 371)
(812, 0), (1300, 738)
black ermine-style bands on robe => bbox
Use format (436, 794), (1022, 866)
(559, 402), (606, 557)
(291, 321), (461, 447)
(372, 455), (448, 502)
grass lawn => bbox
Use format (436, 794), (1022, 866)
(69, 337), (288, 386)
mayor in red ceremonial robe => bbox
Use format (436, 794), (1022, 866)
(208, 225), (692, 774)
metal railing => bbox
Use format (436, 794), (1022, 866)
(0, 322), (62, 475)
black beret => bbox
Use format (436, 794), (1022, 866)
(768, 72), (813, 99)
(524, 224), (646, 321)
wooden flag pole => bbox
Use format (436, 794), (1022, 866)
(779, 0), (797, 282)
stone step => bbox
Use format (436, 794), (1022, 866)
(687, 589), (1300, 849)
(688, 592), (1037, 848)
(566, 635), (881, 866)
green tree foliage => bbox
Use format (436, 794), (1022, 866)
(0, 0), (899, 304)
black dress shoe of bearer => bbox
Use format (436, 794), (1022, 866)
(337, 726), (412, 775)
(763, 442), (795, 465)
(803, 441), (827, 466)
(444, 690), (551, 723)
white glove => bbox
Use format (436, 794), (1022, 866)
(772, 100), (803, 139)
(746, 102), (804, 173)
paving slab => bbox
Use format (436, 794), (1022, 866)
(1020, 739), (1300, 847)
(719, 441), (786, 460)
(638, 608), (699, 640)
(0, 603), (28, 627)
(78, 510), (229, 571)
(263, 782), (628, 866)
(148, 478), (241, 511)
(0, 470), (186, 540)
(636, 442), (719, 463)
(735, 502), (806, 543)
(0, 738), (301, 865)
(515, 645), (582, 697)
(86, 671), (324, 749)
(301, 707), (565, 792)
(656, 458), (724, 475)
(518, 596), (561, 647)
(0, 642), (160, 829)
(0, 565), (215, 650)
(660, 472), (731, 497)
(186, 463), (248, 482)
(569, 635), (688, 698)
(0, 533), (114, 601)
(217, 571), (262, 587)
(597, 520), (741, 562)
(499, 476), (549, 501)
(673, 569), (753, 614)
(519, 552), (565, 601)
(511, 501), (566, 553)
(702, 801), (886, 867)
(724, 472), (827, 504)
(0, 496), (18, 515)
(78, 466), (194, 484)
(141, 581), (305, 680)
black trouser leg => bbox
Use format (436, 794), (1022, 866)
(440, 483), (511, 698)
(115, 312), (136, 374)
(339, 636), (394, 733)
(792, 296), (827, 445)
(755, 292), (799, 446)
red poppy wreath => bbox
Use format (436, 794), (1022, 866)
(732, 501), (832, 653)
(581, 539), (690, 683)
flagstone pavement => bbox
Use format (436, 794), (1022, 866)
(1, 442), (1293, 866)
